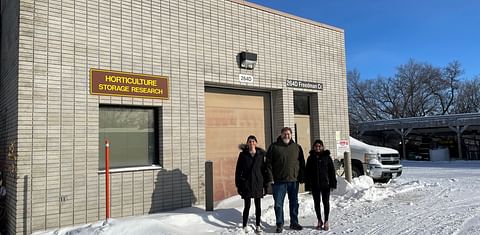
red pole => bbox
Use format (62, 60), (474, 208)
(105, 139), (110, 219)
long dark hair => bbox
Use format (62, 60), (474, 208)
(312, 139), (324, 149)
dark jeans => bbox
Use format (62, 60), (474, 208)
(243, 198), (261, 227)
(312, 189), (330, 222)
(272, 181), (299, 226)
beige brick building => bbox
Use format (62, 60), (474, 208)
(0, 0), (349, 234)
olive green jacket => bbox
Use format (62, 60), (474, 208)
(265, 136), (306, 183)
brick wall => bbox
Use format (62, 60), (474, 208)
(1, 0), (20, 234)
(15, 0), (348, 233)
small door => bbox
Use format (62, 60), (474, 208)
(294, 93), (312, 193)
(294, 93), (312, 157)
(295, 115), (311, 158)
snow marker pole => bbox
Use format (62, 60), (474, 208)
(205, 161), (214, 211)
(105, 139), (111, 219)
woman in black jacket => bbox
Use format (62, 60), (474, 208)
(235, 135), (266, 233)
(305, 139), (337, 231)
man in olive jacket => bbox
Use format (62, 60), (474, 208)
(265, 127), (306, 233)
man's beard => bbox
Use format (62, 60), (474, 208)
(282, 138), (290, 144)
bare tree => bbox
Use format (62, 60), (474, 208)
(347, 69), (381, 122)
(431, 61), (462, 114)
(348, 59), (463, 124)
(453, 75), (480, 113)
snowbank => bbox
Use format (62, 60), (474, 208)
(33, 172), (434, 235)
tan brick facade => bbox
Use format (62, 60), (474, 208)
(1, 0), (349, 234)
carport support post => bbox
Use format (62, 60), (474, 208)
(205, 161), (214, 211)
(344, 152), (352, 183)
(449, 125), (469, 160)
(457, 131), (462, 160)
(394, 128), (412, 160)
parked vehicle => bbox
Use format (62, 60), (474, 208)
(336, 137), (403, 183)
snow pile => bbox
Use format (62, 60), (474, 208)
(351, 175), (375, 189)
(333, 175), (424, 208)
(333, 175), (374, 197)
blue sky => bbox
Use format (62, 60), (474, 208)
(247, 0), (480, 80)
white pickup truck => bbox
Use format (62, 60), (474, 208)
(337, 137), (403, 182)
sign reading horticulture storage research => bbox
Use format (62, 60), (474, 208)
(90, 69), (169, 99)
(286, 79), (323, 90)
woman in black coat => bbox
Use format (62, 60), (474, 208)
(305, 139), (337, 231)
(235, 135), (266, 232)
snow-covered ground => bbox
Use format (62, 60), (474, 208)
(33, 161), (480, 235)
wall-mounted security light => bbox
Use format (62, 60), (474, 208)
(238, 51), (257, 70)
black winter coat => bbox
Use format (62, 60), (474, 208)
(305, 149), (337, 191)
(235, 145), (267, 199)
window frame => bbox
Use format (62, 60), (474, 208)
(98, 105), (160, 170)
(294, 93), (311, 115)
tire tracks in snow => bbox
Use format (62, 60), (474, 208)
(363, 180), (480, 235)
(328, 178), (480, 235)
(455, 215), (480, 235)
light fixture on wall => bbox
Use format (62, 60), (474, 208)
(238, 51), (257, 70)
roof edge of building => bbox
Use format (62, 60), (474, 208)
(228, 0), (344, 33)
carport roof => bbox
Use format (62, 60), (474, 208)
(358, 113), (480, 134)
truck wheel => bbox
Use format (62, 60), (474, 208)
(376, 177), (391, 183)
(336, 161), (363, 178)
(334, 159), (345, 176)
(352, 165), (362, 178)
